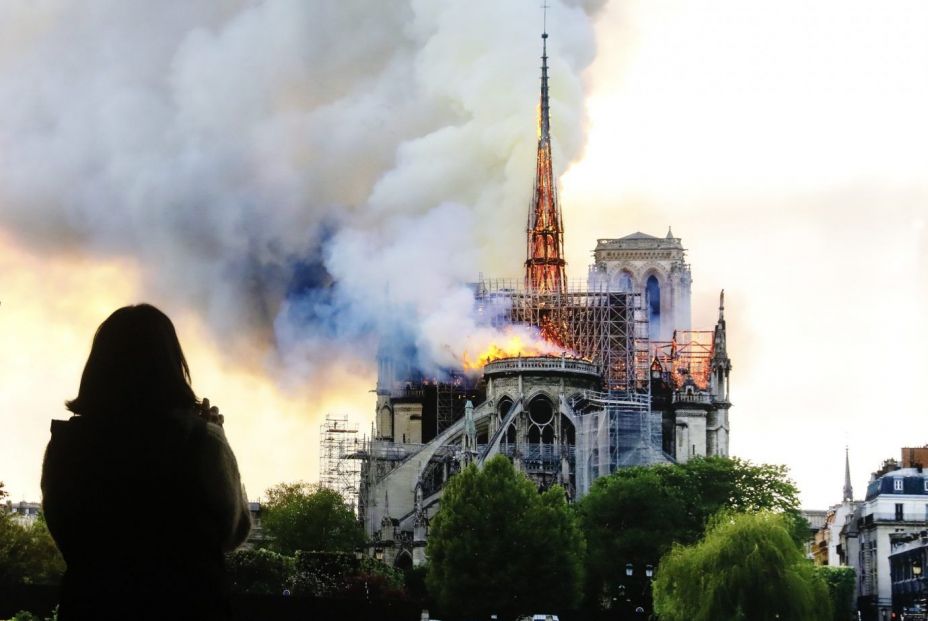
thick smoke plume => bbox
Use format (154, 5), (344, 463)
(0, 0), (602, 390)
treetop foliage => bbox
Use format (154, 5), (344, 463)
(577, 456), (805, 605)
(816, 565), (856, 621)
(652, 511), (831, 621)
(260, 482), (364, 556)
(0, 512), (65, 586)
(426, 455), (584, 617)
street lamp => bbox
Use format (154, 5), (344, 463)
(619, 563), (655, 617)
(914, 560), (925, 615)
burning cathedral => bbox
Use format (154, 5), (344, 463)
(354, 31), (732, 568)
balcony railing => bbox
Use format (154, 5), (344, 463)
(861, 512), (928, 524)
(484, 356), (600, 376)
(499, 443), (576, 461)
(672, 392), (713, 405)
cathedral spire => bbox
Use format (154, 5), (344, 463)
(713, 290), (727, 356)
(843, 446), (854, 502)
(540, 30), (551, 142)
(711, 290), (732, 402)
(525, 24), (567, 294)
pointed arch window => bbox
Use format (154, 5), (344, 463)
(646, 275), (661, 340)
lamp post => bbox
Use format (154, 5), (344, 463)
(913, 559), (924, 619)
(618, 563), (655, 618)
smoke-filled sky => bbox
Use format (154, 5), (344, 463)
(1, 0), (926, 509)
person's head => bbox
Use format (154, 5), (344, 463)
(66, 304), (197, 418)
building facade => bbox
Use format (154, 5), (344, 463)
(851, 461), (928, 620)
(890, 531), (928, 620)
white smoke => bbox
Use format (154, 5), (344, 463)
(0, 0), (603, 387)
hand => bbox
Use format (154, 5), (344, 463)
(196, 397), (224, 426)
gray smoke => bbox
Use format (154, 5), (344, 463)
(0, 0), (603, 388)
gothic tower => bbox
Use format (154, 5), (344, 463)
(588, 227), (692, 342)
(525, 31), (567, 295)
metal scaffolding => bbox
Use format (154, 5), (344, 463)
(319, 414), (361, 514)
(651, 330), (715, 390)
(473, 279), (651, 394)
(436, 379), (454, 436)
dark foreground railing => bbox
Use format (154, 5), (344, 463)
(0, 587), (418, 621)
(1, 586), (616, 621)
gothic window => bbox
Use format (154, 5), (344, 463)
(499, 397), (513, 420)
(528, 425), (540, 444)
(613, 270), (633, 292)
(505, 425), (516, 445)
(527, 396), (555, 446)
(541, 426), (554, 444)
(379, 407), (393, 439)
(646, 275), (661, 340)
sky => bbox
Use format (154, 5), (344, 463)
(1, 0), (926, 509)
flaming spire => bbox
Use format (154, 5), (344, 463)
(525, 24), (567, 294)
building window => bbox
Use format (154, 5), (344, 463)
(894, 478), (904, 492)
(924, 480), (928, 492)
(895, 503), (904, 521)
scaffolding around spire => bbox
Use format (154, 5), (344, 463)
(525, 28), (567, 295)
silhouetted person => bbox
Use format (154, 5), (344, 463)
(41, 304), (251, 620)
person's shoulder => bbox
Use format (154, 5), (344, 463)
(50, 417), (72, 432)
(201, 421), (231, 448)
(48, 415), (92, 442)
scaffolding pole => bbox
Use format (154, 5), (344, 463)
(319, 414), (361, 514)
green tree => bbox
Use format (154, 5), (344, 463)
(260, 483), (365, 555)
(578, 467), (689, 605)
(817, 565), (856, 621)
(577, 456), (804, 607)
(226, 548), (295, 594)
(0, 513), (65, 586)
(652, 511), (831, 621)
(578, 457), (808, 606)
(426, 455), (585, 617)
(675, 457), (806, 543)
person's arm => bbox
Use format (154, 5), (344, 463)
(198, 422), (252, 551)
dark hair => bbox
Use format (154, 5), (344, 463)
(66, 304), (197, 418)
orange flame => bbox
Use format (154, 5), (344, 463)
(460, 328), (568, 372)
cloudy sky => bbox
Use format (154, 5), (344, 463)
(1, 0), (925, 508)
